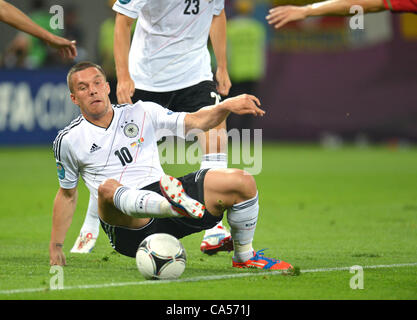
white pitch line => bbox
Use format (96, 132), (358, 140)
(1, 262), (416, 295)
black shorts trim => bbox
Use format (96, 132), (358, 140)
(100, 169), (222, 258)
(132, 81), (219, 113)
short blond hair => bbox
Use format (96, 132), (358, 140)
(67, 61), (107, 93)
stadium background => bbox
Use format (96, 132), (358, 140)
(1, 0), (416, 146)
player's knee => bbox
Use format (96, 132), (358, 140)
(98, 179), (121, 203)
(231, 169), (257, 200)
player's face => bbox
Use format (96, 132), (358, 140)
(70, 67), (111, 121)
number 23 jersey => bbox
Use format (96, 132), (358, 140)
(53, 101), (186, 201)
(112, 0), (225, 92)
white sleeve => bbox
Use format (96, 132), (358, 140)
(112, 0), (147, 19)
(213, 0), (225, 15)
(54, 135), (79, 189)
(141, 101), (186, 140)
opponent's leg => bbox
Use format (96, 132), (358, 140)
(198, 121), (233, 254)
(174, 82), (232, 254)
(199, 121), (228, 170)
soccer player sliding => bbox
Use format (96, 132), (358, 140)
(49, 61), (293, 272)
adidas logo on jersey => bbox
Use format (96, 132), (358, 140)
(90, 143), (101, 153)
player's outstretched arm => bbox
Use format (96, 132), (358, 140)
(0, 0), (77, 59)
(49, 187), (78, 266)
(266, 0), (386, 29)
(184, 94), (265, 134)
(114, 13), (136, 104)
(46, 36), (77, 60)
(210, 9), (231, 96)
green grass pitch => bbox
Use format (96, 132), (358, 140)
(0, 143), (416, 300)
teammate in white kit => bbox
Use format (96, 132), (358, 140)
(50, 62), (293, 272)
(72, 0), (233, 254)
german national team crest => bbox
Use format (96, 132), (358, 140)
(121, 120), (139, 138)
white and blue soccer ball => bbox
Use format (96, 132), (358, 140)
(136, 233), (187, 280)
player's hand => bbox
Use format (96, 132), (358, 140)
(49, 243), (66, 266)
(222, 94), (265, 117)
(266, 6), (309, 29)
(116, 77), (135, 104)
(215, 67), (231, 96)
(46, 35), (77, 60)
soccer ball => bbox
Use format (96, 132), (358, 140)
(136, 233), (187, 280)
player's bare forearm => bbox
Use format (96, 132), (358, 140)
(184, 94), (264, 134)
(306, 0), (385, 15)
(49, 187), (78, 265)
(210, 9), (227, 70)
(267, 0), (385, 29)
(210, 9), (231, 96)
(114, 13), (134, 81)
(0, 1), (77, 59)
(50, 188), (77, 244)
(185, 104), (229, 134)
(0, 0), (54, 40)
(114, 13), (136, 103)
(305, 0), (355, 16)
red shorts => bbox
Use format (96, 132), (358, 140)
(383, 0), (417, 12)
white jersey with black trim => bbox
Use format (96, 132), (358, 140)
(113, 0), (225, 92)
(53, 101), (186, 204)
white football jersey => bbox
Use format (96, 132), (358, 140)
(53, 101), (186, 204)
(113, 0), (225, 92)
